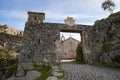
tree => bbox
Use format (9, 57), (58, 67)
(76, 43), (83, 62)
(102, 0), (115, 14)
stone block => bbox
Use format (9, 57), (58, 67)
(8, 71), (41, 80)
(46, 76), (58, 80)
(16, 64), (25, 77)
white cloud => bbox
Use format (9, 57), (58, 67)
(46, 11), (103, 19)
(47, 0), (104, 13)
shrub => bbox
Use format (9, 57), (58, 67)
(76, 43), (84, 62)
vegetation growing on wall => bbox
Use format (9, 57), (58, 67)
(102, 43), (110, 53)
(0, 45), (19, 80)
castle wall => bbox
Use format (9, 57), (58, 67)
(16, 12), (92, 76)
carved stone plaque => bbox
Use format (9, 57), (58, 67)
(64, 17), (75, 26)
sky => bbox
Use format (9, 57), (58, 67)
(0, 0), (120, 41)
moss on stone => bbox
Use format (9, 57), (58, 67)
(95, 40), (99, 43)
(94, 62), (105, 67)
(102, 43), (110, 53)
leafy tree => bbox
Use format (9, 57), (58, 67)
(102, 0), (115, 14)
(76, 43), (83, 62)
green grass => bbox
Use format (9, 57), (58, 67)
(93, 62), (105, 67)
(35, 66), (52, 80)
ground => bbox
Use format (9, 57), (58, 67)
(60, 60), (120, 80)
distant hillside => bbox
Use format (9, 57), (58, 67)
(0, 24), (23, 51)
(0, 24), (23, 36)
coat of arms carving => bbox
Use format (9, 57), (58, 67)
(64, 17), (75, 26)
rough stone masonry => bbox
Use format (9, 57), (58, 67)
(16, 11), (91, 76)
(16, 11), (120, 77)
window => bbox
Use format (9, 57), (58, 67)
(65, 53), (67, 55)
(38, 39), (40, 44)
(35, 16), (37, 20)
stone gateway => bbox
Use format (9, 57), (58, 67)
(16, 11), (91, 76)
(16, 11), (120, 77)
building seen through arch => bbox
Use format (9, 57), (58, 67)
(59, 35), (80, 59)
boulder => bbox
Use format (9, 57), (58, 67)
(46, 76), (58, 80)
(8, 71), (41, 80)
(24, 71), (41, 80)
(51, 72), (63, 77)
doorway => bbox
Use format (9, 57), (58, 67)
(59, 31), (84, 63)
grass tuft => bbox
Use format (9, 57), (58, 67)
(35, 66), (51, 80)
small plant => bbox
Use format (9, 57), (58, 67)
(101, 0), (115, 14)
(94, 62), (105, 67)
(35, 65), (52, 80)
(102, 43), (110, 53)
(95, 40), (99, 43)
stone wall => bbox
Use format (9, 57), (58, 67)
(17, 22), (62, 76)
(19, 22), (60, 65)
(17, 12), (91, 76)
(0, 25), (23, 51)
(0, 25), (23, 36)
(17, 11), (120, 77)
(88, 12), (120, 66)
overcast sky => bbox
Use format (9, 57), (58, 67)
(0, 0), (120, 41)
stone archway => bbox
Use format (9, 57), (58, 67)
(16, 11), (92, 76)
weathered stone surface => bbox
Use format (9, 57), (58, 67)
(24, 71), (41, 80)
(87, 12), (120, 66)
(7, 76), (24, 80)
(46, 76), (58, 80)
(64, 17), (75, 26)
(8, 71), (41, 80)
(16, 64), (25, 77)
(100, 54), (113, 65)
(16, 63), (34, 77)
(21, 63), (34, 70)
(0, 25), (23, 49)
(0, 25), (23, 36)
(0, 25), (23, 46)
(52, 66), (61, 72)
(18, 12), (90, 75)
(51, 72), (63, 77)
(16, 11), (120, 78)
